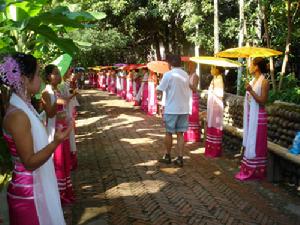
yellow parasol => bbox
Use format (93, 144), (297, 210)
(216, 46), (282, 58)
(190, 56), (242, 68)
(91, 66), (101, 71)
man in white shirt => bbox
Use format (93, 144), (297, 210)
(157, 54), (191, 167)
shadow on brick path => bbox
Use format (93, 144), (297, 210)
(71, 89), (300, 225)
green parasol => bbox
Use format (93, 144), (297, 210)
(51, 54), (73, 77)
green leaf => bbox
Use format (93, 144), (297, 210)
(6, 3), (29, 21)
(88, 12), (106, 20)
(29, 24), (78, 56)
(0, 11), (5, 22)
(36, 12), (84, 28)
(0, 36), (13, 48)
(6, 1), (44, 21)
(66, 11), (106, 21)
(31, 24), (58, 42)
(33, 49), (43, 58)
(55, 38), (79, 56)
(50, 5), (70, 15)
(74, 40), (92, 47)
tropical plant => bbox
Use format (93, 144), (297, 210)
(0, 0), (106, 60)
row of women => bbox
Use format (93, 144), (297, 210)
(87, 65), (202, 142)
(0, 53), (79, 225)
(89, 58), (269, 181)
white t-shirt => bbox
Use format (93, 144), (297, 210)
(157, 67), (191, 114)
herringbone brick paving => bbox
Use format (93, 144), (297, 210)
(71, 90), (300, 225)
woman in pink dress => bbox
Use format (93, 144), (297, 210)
(121, 71), (127, 100)
(59, 68), (79, 171)
(140, 69), (149, 112)
(147, 71), (158, 115)
(92, 71), (97, 88)
(97, 71), (101, 89)
(88, 70), (93, 87)
(116, 70), (122, 97)
(235, 58), (269, 181)
(106, 70), (111, 92)
(184, 62), (200, 142)
(110, 70), (117, 94)
(1, 53), (70, 225)
(126, 70), (134, 102)
(42, 65), (75, 205)
(204, 66), (224, 157)
(100, 71), (107, 91)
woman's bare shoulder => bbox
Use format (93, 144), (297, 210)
(3, 106), (30, 133)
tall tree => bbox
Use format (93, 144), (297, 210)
(214, 0), (219, 54)
(262, 1), (276, 91)
(279, 0), (292, 90)
(237, 0), (245, 94)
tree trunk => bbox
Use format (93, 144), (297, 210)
(164, 24), (170, 55)
(237, 0), (245, 95)
(279, 0), (292, 90)
(262, 2), (276, 91)
(170, 21), (176, 53)
(154, 35), (161, 61)
(195, 24), (201, 90)
(256, 0), (263, 43)
(214, 0), (219, 54)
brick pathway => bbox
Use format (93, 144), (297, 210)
(71, 89), (300, 225)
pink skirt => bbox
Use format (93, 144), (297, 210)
(53, 120), (75, 204)
(6, 162), (39, 225)
(147, 82), (157, 115)
(121, 78), (127, 99)
(235, 108), (268, 181)
(8, 197), (39, 225)
(141, 82), (148, 112)
(184, 92), (200, 142)
(112, 78), (117, 94)
(97, 76), (101, 89)
(126, 80), (134, 102)
(93, 75), (98, 88)
(204, 127), (223, 158)
(100, 76), (106, 91)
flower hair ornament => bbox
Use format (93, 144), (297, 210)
(0, 56), (22, 91)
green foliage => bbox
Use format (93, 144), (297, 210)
(0, 134), (12, 190)
(71, 28), (129, 66)
(0, 0), (106, 60)
(268, 73), (300, 104)
(239, 71), (300, 104)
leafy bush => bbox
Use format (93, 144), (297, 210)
(268, 73), (300, 104)
(0, 134), (12, 191)
(237, 71), (300, 104)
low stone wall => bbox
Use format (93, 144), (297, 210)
(266, 101), (300, 148)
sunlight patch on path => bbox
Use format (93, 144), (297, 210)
(120, 137), (155, 145)
(78, 206), (111, 225)
(134, 160), (158, 167)
(101, 114), (144, 131)
(106, 180), (167, 199)
(76, 115), (108, 128)
(91, 99), (131, 108)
